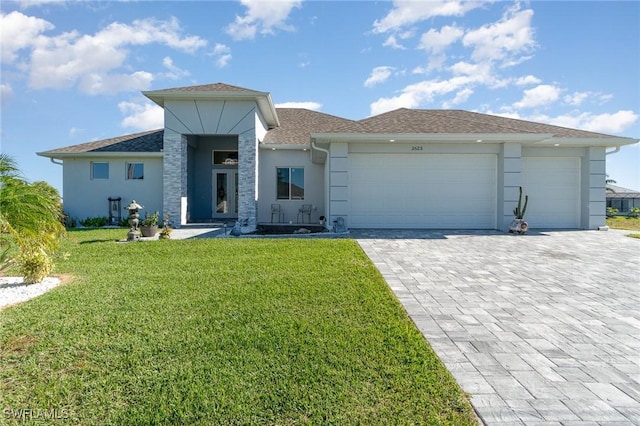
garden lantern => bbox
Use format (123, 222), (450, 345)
(124, 200), (144, 241)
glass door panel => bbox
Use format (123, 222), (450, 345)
(216, 173), (228, 214)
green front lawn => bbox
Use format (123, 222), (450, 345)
(1, 230), (476, 425)
(607, 216), (640, 238)
(607, 215), (640, 231)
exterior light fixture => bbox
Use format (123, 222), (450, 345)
(554, 143), (560, 147)
(272, 148), (276, 151)
(476, 139), (483, 143)
(389, 139), (395, 142)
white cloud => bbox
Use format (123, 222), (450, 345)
(462, 5), (535, 65)
(418, 25), (463, 54)
(25, 16), (206, 94)
(79, 71), (154, 95)
(373, 0), (487, 34)
(119, 100), (164, 131)
(364, 66), (395, 88)
(211, 43), (232, 68)
(382, 35), (406, 50)
(275, 101), (322, 110)
(0, 11), (54, 63)
(513, 84), (561, 109)
(515, 75), (541, 86)
(162, 56), (190, 80)
(16, 0), (66, 8)
(226, 0), (302, 40)
(69, 127), (84, 137)
(1, 83), (14, 104)
(444, 88), (474, 108)
(487, 109), (639, 135)
(370, 76), (477, 115)
(564, 91), (589, 106)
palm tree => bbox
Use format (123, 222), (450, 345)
(0, 154), (65, 283)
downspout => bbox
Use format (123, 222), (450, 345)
(310, 138), (329, 156)
(605, 147), (620, 156)
(50, 158), (63, 166)
(310, 138), (331, 229)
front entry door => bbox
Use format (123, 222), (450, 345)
(213, 170), (238, 219)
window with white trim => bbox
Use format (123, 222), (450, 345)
(126, 162), (144, 180)
(91, 162), (109, 180)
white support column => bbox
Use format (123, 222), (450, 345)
(328, 143), (349, 229)
(500, 143), (522, 231)
(584, 147), (606, 229)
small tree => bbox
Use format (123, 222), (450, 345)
(0, 154), (65, 283)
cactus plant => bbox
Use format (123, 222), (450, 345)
(513, 186), (529, 219)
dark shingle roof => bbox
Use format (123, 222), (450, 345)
(357, 109), (617, 138)
(263, 109), (361, 145)
(40, 107), (632, 155)
(263, 108), (624, 146)
(39, 129), (163, 155)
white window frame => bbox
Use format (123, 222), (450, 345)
(126, 162), (144, 180)
(91, 162), (109, 180)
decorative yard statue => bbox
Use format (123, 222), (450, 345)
(125, 200), (144, 241)
(509, 187), (529, 234)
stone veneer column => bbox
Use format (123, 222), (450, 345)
(237, 134), (257, 232)
(163, 130), (188, 227)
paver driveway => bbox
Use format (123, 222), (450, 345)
(355, 229), (640, 425)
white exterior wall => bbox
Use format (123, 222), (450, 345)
(62, 156), (163, 222)
(257, 149), (324, 224)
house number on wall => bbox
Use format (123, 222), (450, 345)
(411, 146), (423, 151)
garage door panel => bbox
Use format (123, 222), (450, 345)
(349, 154), (496, 229)
(522, 157), (580, 229)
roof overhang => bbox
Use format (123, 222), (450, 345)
(142, 89), (280, 128)
(259, 144), (309, 151)
(310, 133), (639, 148)
(37, 152), (164, 159)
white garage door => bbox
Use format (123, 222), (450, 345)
(521, 157), (580, 228)
(349, 154), (496, 229)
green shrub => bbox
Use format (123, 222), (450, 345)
(16, 243), (53, 284)
(606, 207), (618, 217)
(118, 217), (130, 227)
(80, 216), (109, 227)
(629, 207), (640, 218)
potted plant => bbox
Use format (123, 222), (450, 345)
(159, 213), (172, 240)
(140, 211), (159, 237)
(509, 187), (529, 234)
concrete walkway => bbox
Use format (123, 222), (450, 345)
(354, 229), (640, 425)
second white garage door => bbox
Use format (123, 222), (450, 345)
(349, 154), (497, 229)
(521, 157), (581, 228)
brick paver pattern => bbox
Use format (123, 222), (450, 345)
(355, 229), (640, 425)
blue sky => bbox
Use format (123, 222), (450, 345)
(1, 0), (639, 194)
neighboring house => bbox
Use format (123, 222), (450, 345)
(37, 82), (637, 232)
(606, 184), (640, 214)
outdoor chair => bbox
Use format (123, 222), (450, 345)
(271, 204), (284, 223)
(297, 204), (312, 223)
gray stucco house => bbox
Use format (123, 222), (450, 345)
(38, 82), (637, 232)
